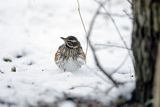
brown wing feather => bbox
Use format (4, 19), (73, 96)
(54, 45), (64, 61)
(55, 50), (60, 61)
(78, 47), (86, 61)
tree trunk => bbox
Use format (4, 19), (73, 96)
(154, 43), (160, 107)
(131, 0), (160, 106)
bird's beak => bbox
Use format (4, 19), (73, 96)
(60, 37), (66, 40)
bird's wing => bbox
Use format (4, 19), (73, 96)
(54, 45), (64, 61)
(78, 47), (86, 61)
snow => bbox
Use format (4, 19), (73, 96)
(0, 0), (134, 106)
(58, 101), (76, 107)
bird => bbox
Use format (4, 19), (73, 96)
(55, 36), (86, 72)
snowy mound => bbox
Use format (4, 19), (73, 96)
(0, 0), (134, 106)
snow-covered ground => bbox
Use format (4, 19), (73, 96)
(0, 0), (134, 106)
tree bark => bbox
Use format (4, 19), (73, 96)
(131, 0), (160, 106)
(153, 42), (160, 107)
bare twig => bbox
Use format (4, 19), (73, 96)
(101, 11), (133, 20)
(95, 43), (131, 75)
(95, 1), (135, 70)
(86, 0), (119, 87)
(76, 0), (87, 34)
(110, 54), (129, 75)
(126, 0), (132, 5)
(76, 0), (88, 61)
(96, 1), (129, 51)
(123, 10), (133, 20)
(101, 12), (128, 18)
(105, 85), (114, 95)
(95, 43), (132, 50)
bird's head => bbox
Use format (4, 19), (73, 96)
(61, 36), (80, 49)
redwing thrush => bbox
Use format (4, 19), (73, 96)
(55, 36), (86, 71)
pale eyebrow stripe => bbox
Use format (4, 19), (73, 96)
(67, 40), (77, 42)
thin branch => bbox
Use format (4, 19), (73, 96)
(95, 1), (135, 70)
(87, 0), (119, 87)
(105, 85), (114, 95)
(101, 12), (129, 18)
(110, 54), (129, 75)
(123, 10), (133, 20)
(95, 44), (131, 75)
(126, 0), (132, 5)
(76, 0), (89, 61)
(96, 1), (129, 50)
(95, 43), (132, 50)
(101, 11), (133, 20)
(94, 44), (131, 75)
(76, 0), (87, 34)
